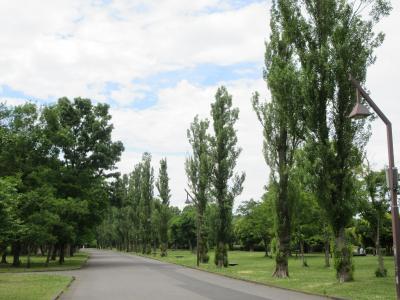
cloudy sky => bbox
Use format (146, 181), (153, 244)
(0, 0), (399, 208)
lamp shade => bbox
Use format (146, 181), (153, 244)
(349, 102), (371, 119)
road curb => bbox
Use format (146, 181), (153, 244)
(0, 251), (90, 274)
(52, 275), (75, 300)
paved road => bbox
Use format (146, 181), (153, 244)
(60, 249), (328, 300)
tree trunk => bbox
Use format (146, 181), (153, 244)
(0, 244), (7, 264)
(334, 227), (353, 282)
(26, 244), (31, 268)
(65, 244), (71, 258)
(300, 239), (308, 267)
(375, 216), (386, 277)
(12, 241), (21, 267)
(59, 244), (65, 265)
(152, 240), (157, 256)
(198, 210), (209, 263)
(70, 246), (75, 257)
(273, 161), (290, 278)
(324, 238), (330, 267)
(160, 241), (167, 257)
(263, 238), (270, 257)
(189, 240), (193, 253)
(273, 251), (289, 278)
(215, 241), (227, 268)
(51, 244), (58, 261)
(45, 245), (53, 267)
(196, 213), (200, 266)
(1, 252), (7, 264)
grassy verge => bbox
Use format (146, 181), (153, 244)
(0, 273), (72, 300)
(0, 251), (89, 273)
(138, 250), (395, 300)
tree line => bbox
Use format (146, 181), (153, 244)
(96, 0), (393, 284)
(96, 86), (245, 268)
(0, 99), (123, 266)
(252, 0), (392, 281)
(0, 0), (393, 286)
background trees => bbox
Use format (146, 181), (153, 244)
(361, 165), (389, 277)
(140, 153), (154, 254)
(0, 98), (123, 266)
(234, 199), (273, 255)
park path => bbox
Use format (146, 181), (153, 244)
(60, 249), (329, 300)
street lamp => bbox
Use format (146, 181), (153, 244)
(184, 189), (200, 267)
(349, 75), (400, 299)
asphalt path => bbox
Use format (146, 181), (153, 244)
(60, 249), (329, 300)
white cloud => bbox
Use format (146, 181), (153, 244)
(113, 78), (268, 208)
(0, 0), (268, 102)
(365, 1), (400, 169)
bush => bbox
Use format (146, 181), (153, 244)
(375, 268), (387, 277)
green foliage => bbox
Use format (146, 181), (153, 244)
(0, 98), (123, 266)
(169, 206), (197, 250)
(234, 199), (273, 255)
(334, 241), (354, 282)
(156, 158), (171, 206)
(140, 152), (154, 254)
(359, 163), (390, 277)
(210, 86), (245, 267)
(274, 0), (391, 281)
(252, 1), (305, 277)
(156, 158), (171, 256)
(186, 115), (212, 263)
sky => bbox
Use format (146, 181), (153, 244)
(0, 0), (399, 208)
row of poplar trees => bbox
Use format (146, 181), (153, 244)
(185, 86), (245, 267)
(96, 86), (246, 268)
(253, 0), (392, 282)
(96, 153), (172, 257)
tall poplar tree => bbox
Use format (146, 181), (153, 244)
(140, 152), (154, 254)
(156, 158), (171, 257)
(129, 163), (142, 252)
(252, 1), (305, 277)
(277, 0), (391, 281)
(185, 116), (212, 263)
(210, 86), (245, 268)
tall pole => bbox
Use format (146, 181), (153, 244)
(350, 76), (400, 299)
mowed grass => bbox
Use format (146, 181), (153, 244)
(0, 251), (88, 273)
(140, 250), (395, 300)
(0, 273), (72, 300)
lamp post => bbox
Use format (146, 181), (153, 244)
(349, 75), (400, 299)
(185, 189), (200, 267)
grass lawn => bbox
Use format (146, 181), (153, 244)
(139, 250), (395, 300)
(0, 273), (72, 300)
(0, 251), (88, 273)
